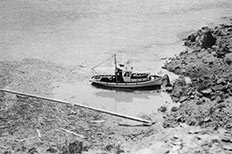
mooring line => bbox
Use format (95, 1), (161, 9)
(0, 89), (151, 124)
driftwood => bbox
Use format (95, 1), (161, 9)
(14, 138), (26, 142)
(118, 121), (155, 127)
(90, 120), (105, 123)
(0, 89), (151, 124)
(36, 129), (42, 141)
(60, 128), (85, 139)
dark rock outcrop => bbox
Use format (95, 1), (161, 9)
(201, 31), (216, 49)
(163, 21), (232, 130)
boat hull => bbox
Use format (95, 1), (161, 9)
(90, 77), (163, 89)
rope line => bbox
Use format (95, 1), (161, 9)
(91, 54), (115, 71)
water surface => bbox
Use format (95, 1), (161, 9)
(1, 0), (232, 116)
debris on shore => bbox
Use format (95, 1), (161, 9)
(0, 60), (155, 154)
(0, 92), (155, 154)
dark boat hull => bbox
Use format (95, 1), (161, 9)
(89, 74), (170, 89)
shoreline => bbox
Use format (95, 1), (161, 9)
(1, 18), (232, 153)
(163, 19), (232, 130)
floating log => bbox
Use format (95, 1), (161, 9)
(0, 89), (151, 124)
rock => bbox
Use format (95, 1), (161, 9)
(224, 93), (229, 99)
(184, 41), (191, 46)
(222, 144), (232, 151)
(225, 53), (232, 65)
(116, 145), (124, 154)
(196, 99), (204, 105)
(196, 91), (203, 98)
(202, 26), (209, 30)
(174, 76), (187, 87)
(215, 96), (224, 103)
(197, 80), (213, 91)
(28, 147), (38, 154)
(179, 96), (188, 103)
(203, 116), (211, 122)
(221, 135), (232, 143)
(68, 141), (84, 154)
(186, 117), (197, 126)
(216, 44), (230, 58)
(227, 75), (232, 82)
(105, 145), (114, 151)
(211, 95), (216, 101)
(187, 33), (197, 42)
(213, 84), (225, 91)
(216, 50), (226, 58)
(190, 95), (195, 99)
(212, 45), (218, 50)
(162, 65), (167, 69)
(200, 88), (212, 96)
(172, 97), (180, 103)
(61, 141), (85, 154)
(46, 146), (57, 153)
(158, 106), (167, 112)
(165, 86), (173, 92)
(215, 103), (226, 109)
(228, 90), (232, 96)
(216, 78), (227, 84)
(223, 45), (230, 53)
(171, 107), (178, 112)
(201, 31), (216, 49)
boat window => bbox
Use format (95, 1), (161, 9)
(124, 72), (130, 77)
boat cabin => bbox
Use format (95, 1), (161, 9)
(115, 64), (150, 83)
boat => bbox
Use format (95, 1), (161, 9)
(90, 54), (170, 89)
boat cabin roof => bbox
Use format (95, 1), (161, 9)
(117, 64), (133, 72)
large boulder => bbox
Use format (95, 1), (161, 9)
(201, 31), (216, 49)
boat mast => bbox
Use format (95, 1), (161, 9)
(114, 54), (118, 83)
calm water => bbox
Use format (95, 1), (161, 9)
(52, 82), (175, 116)
(1, 0), (232, 116)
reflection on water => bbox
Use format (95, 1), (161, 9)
(52, 81), (176, 116)
(95, 91), (134, 103)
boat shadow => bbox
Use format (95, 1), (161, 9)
(91, 83), (161, 92)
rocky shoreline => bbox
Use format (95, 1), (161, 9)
(163, 20), (232, 131)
